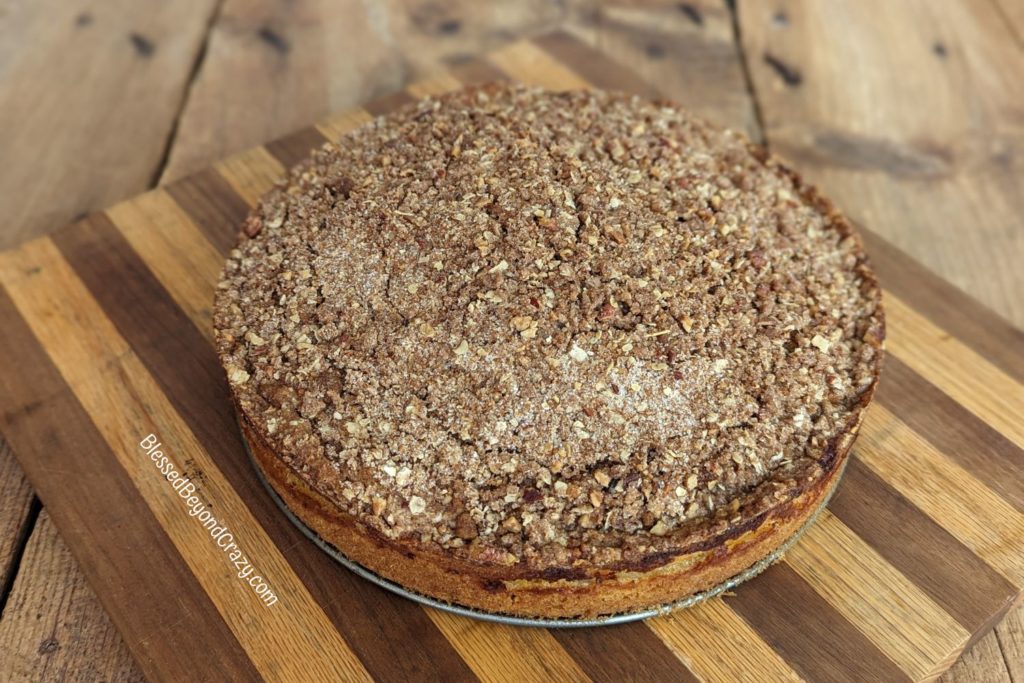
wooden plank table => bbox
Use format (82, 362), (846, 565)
(0, 1), (1022, 680)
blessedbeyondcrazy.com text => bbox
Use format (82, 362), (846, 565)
(140, 433), (278, 606)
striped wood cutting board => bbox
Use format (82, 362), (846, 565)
(0, 32), (1022, 683)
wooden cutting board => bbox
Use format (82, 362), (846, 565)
(0, 31), (1021, 683)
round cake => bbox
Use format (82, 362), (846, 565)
(214, 84), (884, 619)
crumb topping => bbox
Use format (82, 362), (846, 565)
(214, 85), (883, 570)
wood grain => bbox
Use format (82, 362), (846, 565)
(425, 609), (590, 683)
(551, 622), (699, 682)
(783, 512), (968, 680)
(881, 293), (1024, 449)
(0, 17), (1022, 681)
(944, 626), (1013, 683)
(992, 0), (1024, 46)
(648, 598), (802, 682)
(316, 109), (374, 144)
(736, 0), (1024, 329)
(0, 0), (221, 249)
(857, 406), (1024, 587)
(828, 459), (1018, 635)
(727, 563), (909, 683)
(0, 440), (34, 604)
(159, 0), (401, 182)
(489, 40), (592, 90)
(995, 603), (1024, 683)
(875, 357), (1024, 514)
(165, 168), (252, 255)
(0, 512), (144, 682)
(159, 0), (570, 183)
(213, 147), (287, 207)
(0, 239), (372, 682)
(0, 283), (262, 680)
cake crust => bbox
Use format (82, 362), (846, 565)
(214, 84), (884, 618)
(240, 404), (859, 618)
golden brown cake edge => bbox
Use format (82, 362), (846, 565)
(240, 400), (867, 619)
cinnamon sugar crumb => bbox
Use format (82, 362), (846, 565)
(214, 84), (883, 571)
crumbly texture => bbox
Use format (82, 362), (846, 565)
(242, 414), (849, 618)
(214, 84), (883, 573)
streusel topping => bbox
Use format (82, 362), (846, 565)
(215, 85), (883, 570)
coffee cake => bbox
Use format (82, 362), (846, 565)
(214, 84), (884, 618)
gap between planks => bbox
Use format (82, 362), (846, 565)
(150, 0), (229, 189)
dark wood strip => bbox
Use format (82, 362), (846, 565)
(164, 168), (250, 256)
(729, 562), (910, 682)
(532, 30), (663, 100)
(861, 228), (1024, 383)
(831, 458), (1017, 633)
(876, 356), (1024, 512)
(0, 286), (261, 682)
(551, 622), (699, 683)
(364, 89), (417, 117)
(448, 55), (510, 86)
(264, 126), (330, 171)
(52, 212), (477, 683)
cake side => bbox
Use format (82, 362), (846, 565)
(241, 407), (856, 618)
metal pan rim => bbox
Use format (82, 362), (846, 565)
(242, 430), (842, 628)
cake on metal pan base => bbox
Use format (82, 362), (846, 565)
(213, 84), (884, 619)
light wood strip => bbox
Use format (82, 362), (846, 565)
(729, 563), (910, 682)
(425, 609), (589, 683)
(406, 72), (465, 99)
(315, 109), (373, 143)
(0, 239), (371, 683)
(488, 41), (591, 90)
(884, 291), (1024, 449)
(105, 190), (223, 341)
(858, 404), (1024, 587)
(784, 511), (969, 680)
(648, 598), (801, 683)
(215, 148), (285, 209)
(213, 147), (286, 208)
(996, 601), (1024, 681)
